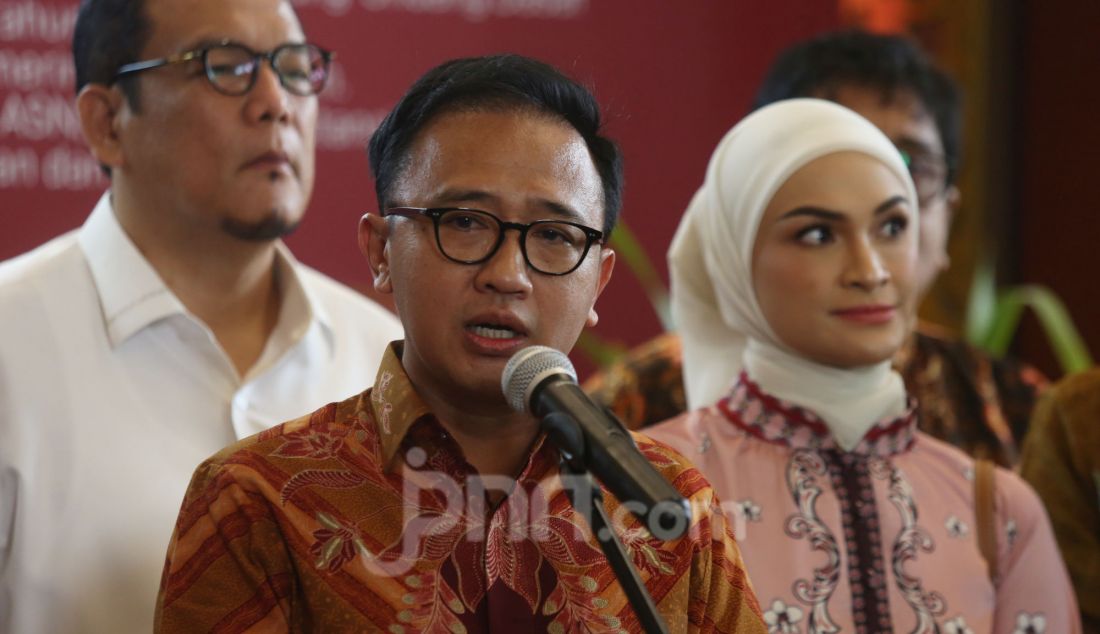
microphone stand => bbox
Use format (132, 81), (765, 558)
(541, 412), (670, 634)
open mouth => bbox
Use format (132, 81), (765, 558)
(468, 324), (521, 339)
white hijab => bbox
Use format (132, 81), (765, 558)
(669, 99), (918, 450)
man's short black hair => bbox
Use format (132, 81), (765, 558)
(368, 54), (623, 235)
(72, 0), (151, 107)
(754, 29), (962, 185)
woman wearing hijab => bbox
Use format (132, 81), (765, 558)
(647, 99), (1077, 633)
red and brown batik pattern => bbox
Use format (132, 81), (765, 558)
(154, 343), (766, 633)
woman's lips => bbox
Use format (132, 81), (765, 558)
(831, 305), (897, 324)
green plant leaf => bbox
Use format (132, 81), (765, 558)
(982, 285), (1093, 374)
(965, 254), (1091, 375)
(574, 330), (628, 369)
(965, 255), (999, 346)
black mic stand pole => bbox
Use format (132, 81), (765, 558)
(541, 412), (670, 634)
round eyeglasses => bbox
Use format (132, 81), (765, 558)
(114, 40), (333, 97)
(382, 207), (606, 276)
(897, 147), (953, 208)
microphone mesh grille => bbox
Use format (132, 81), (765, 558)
(501, 346), (576, 413)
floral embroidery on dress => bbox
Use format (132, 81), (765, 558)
(735, 499), (763, 523)
(944, 515), (969, 538)
(944, 615), (975, 634)
(872, 459), (945, 632)
(697, 432), (712, 455)
(721, 380), (830, 451)
(1005, 519), (1019, 548)
(764, 599), (805, 633)
(1013, 612), (1048, 633)
(784, 450), (842, 633)
(720, 373), (917, 457)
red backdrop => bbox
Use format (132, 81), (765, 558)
(0, 0), (838, 375)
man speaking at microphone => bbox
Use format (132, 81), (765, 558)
(154, 54), (765, 632)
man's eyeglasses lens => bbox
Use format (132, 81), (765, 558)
(898, 148), (950, 208)
(390, 208), (602, 275)
(205, 43), (329, 96)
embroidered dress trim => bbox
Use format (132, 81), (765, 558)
(718, 373), (918, 457)
(823, 450), (892, 633)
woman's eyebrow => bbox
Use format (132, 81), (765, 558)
(873, 195), (909, 215)
(779, 195), (908, 221)
(779, 206), (843, 221)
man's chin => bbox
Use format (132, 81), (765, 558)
(220, 213), (301, 242)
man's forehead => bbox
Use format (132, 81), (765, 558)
(819, 83), (942, 150)
(393, 109), (604, 219)
(143, 0), (304, 51)
(817, 83), (930, 117)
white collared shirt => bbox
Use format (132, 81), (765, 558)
(0, 193), (404, 633)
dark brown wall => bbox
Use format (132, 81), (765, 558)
(1013, 0), (1100, 377)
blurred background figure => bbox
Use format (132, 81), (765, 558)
(587, 30), (1046, 468)
(1021, 369), (1100, 633)
(0, 0), (401, 631)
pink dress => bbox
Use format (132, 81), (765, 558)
(647, 374), (1080, 634)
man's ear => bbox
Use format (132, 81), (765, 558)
(76, 84), (126, 170)
(585, 248), (616, 328)
(945, 184), (961, 224)
(359, 213), (393, 294)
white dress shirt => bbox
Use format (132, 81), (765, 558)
(0, 193), (404, 633)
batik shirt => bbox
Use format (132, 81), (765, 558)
(585, 326), (1047, 468)
(155, 344), (766, 633)
(646, 374), (1079, 634)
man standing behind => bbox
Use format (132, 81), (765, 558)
(0, 0), (402, 631)
(155, 54), (765, 632)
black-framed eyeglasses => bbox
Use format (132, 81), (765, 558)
(114, 40), (333, 96)
(897, 147), (954, 208)
(382, 207), (606, 276)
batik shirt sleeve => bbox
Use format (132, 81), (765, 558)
(154, 451), (300, 632)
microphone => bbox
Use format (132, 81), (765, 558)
(502, 346), (691, 540)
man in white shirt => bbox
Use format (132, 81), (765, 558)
(0, 0), (402, 631)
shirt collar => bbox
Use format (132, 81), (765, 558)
(78, 191), (333, 354)
(78, 192), (186, 347)
(368, 342), (434, 471)
(261, 243), (335, 367)
(367, 342), (556, 476)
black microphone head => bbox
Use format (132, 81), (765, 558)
(501, 346), (577, 413)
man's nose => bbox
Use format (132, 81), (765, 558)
(474, 229), (534, 296)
